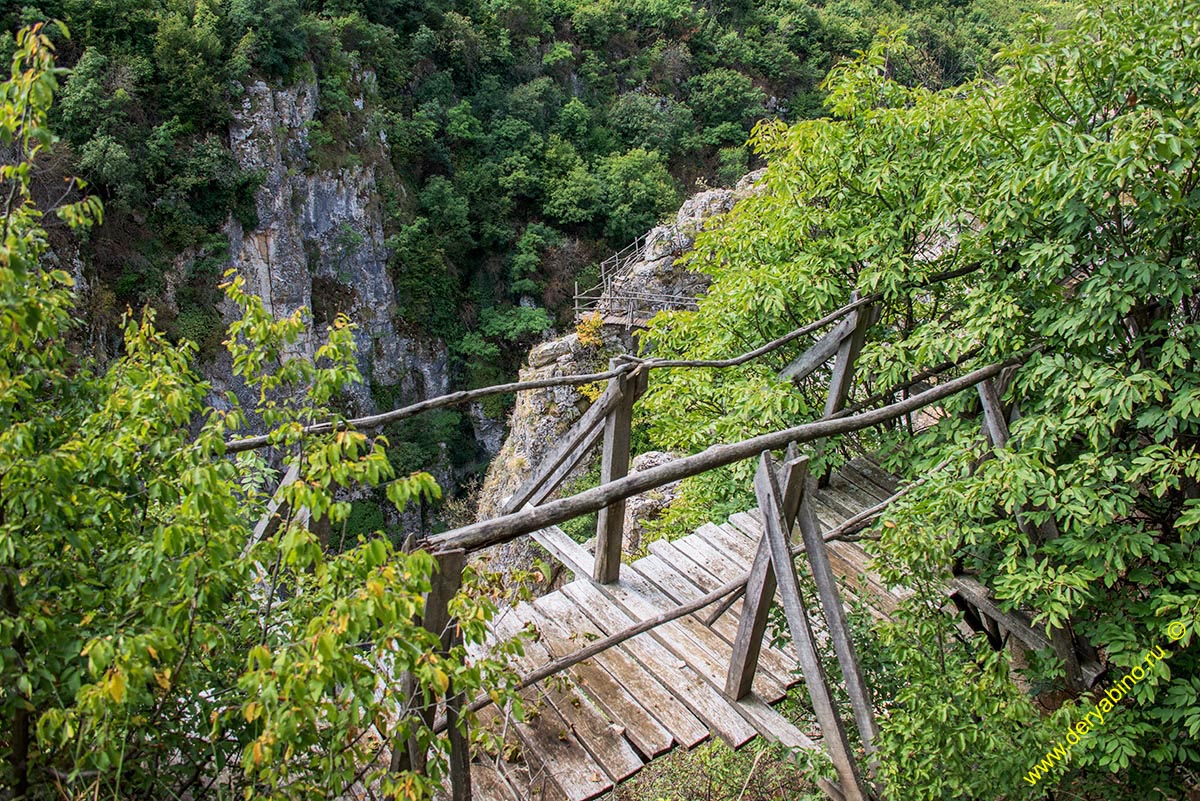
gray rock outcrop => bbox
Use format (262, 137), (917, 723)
(217, 78), (448, 417)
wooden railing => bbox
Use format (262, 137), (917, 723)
(236, 264), (1097, 801)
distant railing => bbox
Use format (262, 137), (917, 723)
(573, 225), (696, 324)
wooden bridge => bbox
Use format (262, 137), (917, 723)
(467, 459), (903, 801)
(229, 274), (1103, 801)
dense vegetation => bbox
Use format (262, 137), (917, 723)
(637, 0), (1200, 797)
(0, 28), (523, 800)
(4, 0), (1044, 388)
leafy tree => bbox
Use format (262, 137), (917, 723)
(597, 147), (680, 242)
(640, 4), (1200, 797)
(0, 28), (519, 800)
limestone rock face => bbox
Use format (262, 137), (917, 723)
(621, 451), (682, 554)
(219, 79), (448, 417)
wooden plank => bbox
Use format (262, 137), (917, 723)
(520, 602), (675, 759)
(594, 365), (647, 584)
(646, 538), (796, 673)
(531, 525), (594, 578)
(822, 480), (876, 517)
(813, 485), (864, 522)
(735, 695), (819, 754)
(674, 531), (749, 582)
(503, 381), (624, 514)
(561, 580), (759, 747)
(493, 609), (644, 783)
(533, 592), (709, 749)
(847, 458), (898, 496)
(582, 567), (788, 703)
(833, 467), (891, 506)
(695, 522), (758, 568)
(797, 487), (879, 756)
(648, 539), (733, 597)
(469, 764), (519, 801)
(725, 511), (762, 541)
(631, 555), (797, 685)
(754, 454), (869, 801)
(508, 690), (614, 801)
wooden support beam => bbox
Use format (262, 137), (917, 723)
(594, 365), (648, 584)
(502, 382), (625, 514)
(726, 453), (805, 700)
(796, 478), (878, 756)
(818, 294), (874, 487)
(392, 550), (469, 792)
(754, 454), (870, 801)
(822, 295), (873, 421)
(779, 316), (856, 384)
(976, 380), (1084, 691)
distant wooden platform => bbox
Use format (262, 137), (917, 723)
(468, 458), (904, 801)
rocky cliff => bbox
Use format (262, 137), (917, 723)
(475, 173), (764, 576)
(210, 77), (449, 419)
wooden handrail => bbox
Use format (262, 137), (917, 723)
(428, 355), (1026, 554)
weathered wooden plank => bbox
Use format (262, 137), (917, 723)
(581, 567), (788, 702)
(631, 555), (797, 685)
(508, 691), (614, 801)
(674, 531), (749, 583)
(522, 602), (675, 758)
(503, 382), (624, 514)
(531, 525), (595, 578)
(726, 510), (765, 541)
(561, 580), (759, 747)
(595, 366), (648, 583)
(833, 467), (891, 506)
(813, 485), (865, 522)
(822, 480), (876, 517)
(690, 521), (755, 568)
(493, 609), (644, 783)
(735, 695), (819, 754)
(755, 454), (869, 801)
(797, 486), (878, 756)
(646, 538), (795, 673)
(847, 458), (898, 496)
(533, 592), (709, 749)
(468, 763), (520, 801)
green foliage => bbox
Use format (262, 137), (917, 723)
(638, 3), (1200, 795)
(0, 37), (520, 799)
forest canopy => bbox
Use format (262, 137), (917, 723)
(2, 0), (1060, 388)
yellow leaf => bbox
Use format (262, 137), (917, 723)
(244, 702), (261, 723)
(106, 670), (126, 703)
(883, 520), (897, 528)
(146, 645), (158, 662)
(431, 667), (450, 695)
(154, 669), (172, 691)
(367, 578), (384, 599)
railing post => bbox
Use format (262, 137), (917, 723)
(751, 453), (870, 801)
(391, 549), (470, 799)
(796, 473), (879, 757)
(977, 379), (1085, 692)
(818, 293), (874, 486)
(593, 363), (648, 584)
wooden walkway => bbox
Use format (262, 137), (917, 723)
(468, 459), (903, 801)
